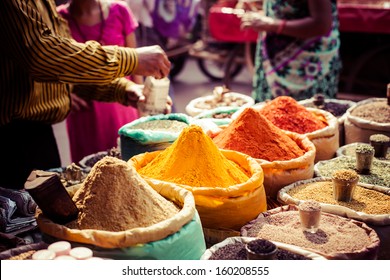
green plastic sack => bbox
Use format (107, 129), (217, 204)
(118, 113), (192, 160)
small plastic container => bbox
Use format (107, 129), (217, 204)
(69, 247), (93, 260)
(332, 169), (359, 202)
(355, 144), (375, 174)
(298, 200), (322, 233)
(369, 134), (390, 158)
(48, 241), (72, 257)
(245, 239), (278, 260)
(32, 249), (56, 260)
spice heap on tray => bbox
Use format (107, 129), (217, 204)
(259, 96), (328, 134)
(138, 125), (249, 187)
(67, 156), (179, 231)
(213, 107), (305, 161)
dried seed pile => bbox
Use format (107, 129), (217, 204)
(209, 242), (309, 260)
(342, 144), (390, 160)
(130, 119), (188, 132)
(316, 156), (390, 187)
(288, 181), (390, 215)
(245, 211), (372, 255)
(332, 169), (359, 181)
(351, 100), (390, 123)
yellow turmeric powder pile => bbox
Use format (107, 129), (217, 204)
(138, 125), (249, 187)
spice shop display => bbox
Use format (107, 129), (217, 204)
(201, 237), (326, 260)
(241, 205), (380, 260)
(298, 94), (356, 145)
(344, 98), (390, 144)
(118, 113), (192, 161)
(213, 107), (316, 199)
(277, 177), (390, 259)
(185, 86), (254, 117)
(129, 125), (267, 231)
(337, 142), (390, 161)
(314, 156), (390, 188)
(36, 156), (205, 260)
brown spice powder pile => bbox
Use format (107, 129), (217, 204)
(332, 169), (359, 181)
(351, 100), (390, 123)
(288, 181), (390, 215)
(67, 157), (179, 231)
(246, 211), (372, 254)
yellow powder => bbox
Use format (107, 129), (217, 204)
(138, 125), (250, 187)
(68, 156), (179, 232)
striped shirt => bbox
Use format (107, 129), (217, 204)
(0, 0), (138, 126)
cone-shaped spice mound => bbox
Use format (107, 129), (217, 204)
(213, 107), (304, 161)
(259, 96), (327, 134)
(138, 125), (249, 187)
(69, 156), (179, 231)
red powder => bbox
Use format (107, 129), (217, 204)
(259, 96), (328, 134)
(213, 107), (305, 161)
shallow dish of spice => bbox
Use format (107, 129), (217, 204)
(314, 156), (390, 188)
(278, 177), (390, 226)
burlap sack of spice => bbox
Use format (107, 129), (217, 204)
(200, 237), (327, 260)
(241, 205), (381, 260)
(130, 149), (266, 231)
(36, 158), (203, 257)
(278, 177), (390, 260)
(256, 130), (316, 199)
(303, 108), (339, 162)
(344, 98), (390, 144)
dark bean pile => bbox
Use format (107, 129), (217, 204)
(247, 239), (276, 254)
(84, 147), (122, 168)
(209, 243), (310, 260)
(323, 102), (350, 117)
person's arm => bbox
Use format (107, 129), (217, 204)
(240, 0), (332, 39)
(0, 0), (169, 84)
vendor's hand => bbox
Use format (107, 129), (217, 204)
(133, 45), (171, 79)
(70, 93), (90, 112)
(240, 12), (277, 33)
(124, 83), (173, 114)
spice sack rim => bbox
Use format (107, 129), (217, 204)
(129, 149), (264, 197)
(36, 176), (197, 249)
(277, 177), (390, 226)
(346, 97), (390, 131)
(200, 236), (327, 260)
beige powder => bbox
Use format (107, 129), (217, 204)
(67, 157), (179, 231)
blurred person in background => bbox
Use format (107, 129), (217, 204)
(58, 0), (145, 163)
(0, 0), (171, 189)
(240, 0), (341, 102)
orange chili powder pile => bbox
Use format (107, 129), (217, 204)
(213, 107), (305, 161)
(259, 96), (327, 134)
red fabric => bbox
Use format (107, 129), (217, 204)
(208, 3), (258, 43)
(338, 4), (390, 34)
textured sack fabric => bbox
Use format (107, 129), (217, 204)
(36, 177), (203, 258)
(344, 98), (390, 144)
(255, 131), (316, 199)
(129, 149), (266, 231)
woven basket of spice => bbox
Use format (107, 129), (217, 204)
(277, 177), (390, 260)
(344, 98), (390, 144)
(36, 157), (206, 260)
(200, 236), (327, 260)
(241, 205), (380, 260)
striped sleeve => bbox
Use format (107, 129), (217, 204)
(0, 0), (138, 85)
